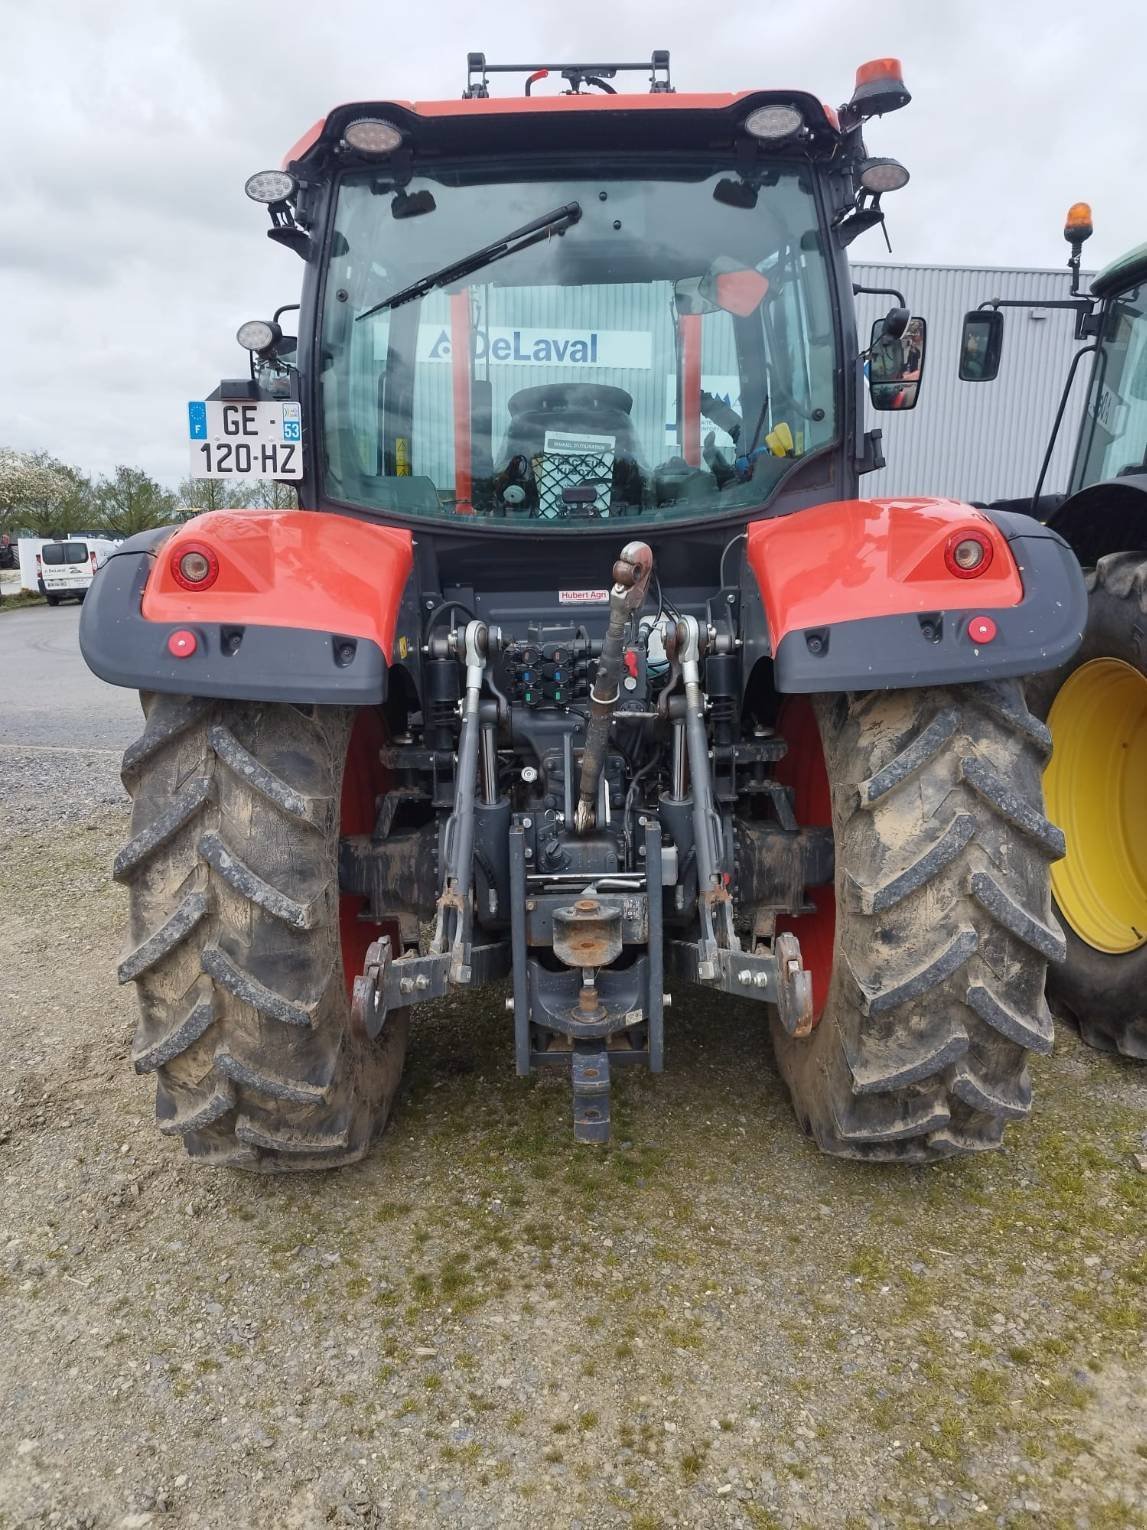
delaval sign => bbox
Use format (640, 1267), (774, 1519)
(418, 327), (652, 369)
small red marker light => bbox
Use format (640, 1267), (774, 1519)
(968, 616), (997, 644)
(167, 629), (198, 658)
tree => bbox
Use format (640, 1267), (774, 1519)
(34, 464), (97, 539)
(174, 478), (297, 519)
(248, 478), (298, 511)
(0, 450), (91, 538)
(175, 477), (250, 518)
(92, 466), (176, 538)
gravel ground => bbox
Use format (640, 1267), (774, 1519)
(0, 746), (126, 835)
(1, 777), (1146, 1529)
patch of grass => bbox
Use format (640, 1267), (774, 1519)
(0, 589), (46, 611)
(577, 1410), (598, 1431)
(679, 1443), (708, 1480)
(374, 1201), (413, 1223)
(847, 1246), (890, 1282)
(745, 1509), (784, 1530)
(969, 1369), (1007, 1407)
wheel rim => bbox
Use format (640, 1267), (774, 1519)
(1045, 657), (1147, 954)
(339, 710), (393, 995)
(773, 697), (836, 1024)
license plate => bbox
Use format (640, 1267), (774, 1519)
(188, 400), (303, 480)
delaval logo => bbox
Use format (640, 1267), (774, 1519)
(419, 327), (652, 369)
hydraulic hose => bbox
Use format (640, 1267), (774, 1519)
(574, 541), (653, 834)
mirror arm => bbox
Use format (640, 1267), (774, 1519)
(980, 296), (1092, 315)
(980, 294), (1097, 343)
(853, 281), (906, 308)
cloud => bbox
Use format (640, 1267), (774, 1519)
(1, 0), (1135, 484)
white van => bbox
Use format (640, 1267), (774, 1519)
(37, 538), (116, 605)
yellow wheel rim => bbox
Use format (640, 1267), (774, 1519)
(1045, 657), (1147, 953)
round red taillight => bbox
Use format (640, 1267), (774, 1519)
(170, 541), (219, 591)
(944, 530), (994, 579)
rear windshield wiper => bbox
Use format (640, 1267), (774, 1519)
(356, 201), (582, 320)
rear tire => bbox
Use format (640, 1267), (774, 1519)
(45, 594), (60, 607)
(116, 694), (408, 1170)
(771, 680), (1064, 1162)
(1027, 552), (1147, 1059)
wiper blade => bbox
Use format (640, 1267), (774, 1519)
(356, 201), (582, 321)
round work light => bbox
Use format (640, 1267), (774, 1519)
(858, 157), (910, 194)
(343, 118), (404, 154)
(236, 318), (281, 352)
(244, 170), (296, 205)
(743, 104), (804, 142)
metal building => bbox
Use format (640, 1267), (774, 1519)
(852, 261), (1093, 503)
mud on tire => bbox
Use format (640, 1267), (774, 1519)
(116, 694), (408, 1170)
(771, 680), (1065, 1163)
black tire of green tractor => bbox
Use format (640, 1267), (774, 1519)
(115, 694), (408, 1170)
(1026, 551), (1147, 1059)
(771, 680), (1065, 1163)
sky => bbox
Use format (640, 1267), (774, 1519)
(1, 0), (1138, 485)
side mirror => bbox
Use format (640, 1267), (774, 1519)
(959, 310), (1004, 382)
(868, 313), (926, 412)
(256, 337), (297, 399)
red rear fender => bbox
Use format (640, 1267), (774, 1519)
(143, 510), (414, 661)
(746, 497), (1022, 650)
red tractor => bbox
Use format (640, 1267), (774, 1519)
(80, 53), (1085, 1169)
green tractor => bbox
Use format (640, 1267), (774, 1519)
(964, 206), (1147, 1057)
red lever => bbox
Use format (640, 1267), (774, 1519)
(623, 649), (639, 679)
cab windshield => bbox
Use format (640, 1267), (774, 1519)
(319, 162), (838, 527)
(1074, 282), (1147, 490)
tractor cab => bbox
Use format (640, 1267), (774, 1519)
(237, 53), (920, 532)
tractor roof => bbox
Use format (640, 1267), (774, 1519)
(1092, 241), (1147, 300)
(283, 90), (841, 171)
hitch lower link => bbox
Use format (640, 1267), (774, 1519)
(352, 617), (510, 1040)
(662, 613), (814, 1038)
